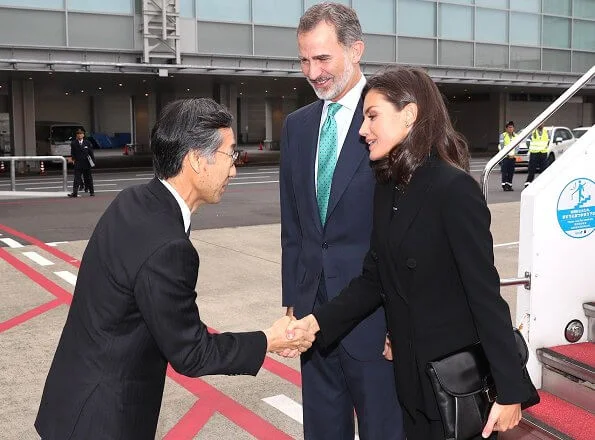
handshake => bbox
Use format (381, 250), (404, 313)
(263, 314), (320, 358)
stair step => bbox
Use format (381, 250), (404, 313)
(522, 391), (595, 440)
(537, 343), (595, 383)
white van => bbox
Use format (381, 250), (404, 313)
(514, 126), (576, 168)
(35, 121), (85, 157)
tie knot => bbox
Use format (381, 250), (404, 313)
(327, 102), (342, 118)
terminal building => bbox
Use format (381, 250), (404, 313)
(0, 0), (594, 159)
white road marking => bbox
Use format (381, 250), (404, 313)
(494, 241), (519, 248)
(0, 238), (24, 248)
(54, 271), (77, 286)
(22, 251), (54, 266)
(262, 395), (303, 424)
(45, 241), (69, 247)
(24, 183), (118, 190)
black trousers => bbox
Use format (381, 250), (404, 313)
(526, 152), (547, 183)
(500, 157), (516, 185)
(73, 168), (94, 195)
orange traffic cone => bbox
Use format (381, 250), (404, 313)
(242, 151), (248, 164)
(258, 142), (263, 151)
(39, 161), (45, 175)
(123, 144), (129, 155)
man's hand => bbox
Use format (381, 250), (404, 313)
(264, 316), (315, 356)
(382, 335), (393, 361)
(286, 306), (294, 318)
(482, 402), (522, 438)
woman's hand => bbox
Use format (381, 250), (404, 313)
(482, 402), (522, 438)
(382, 335), (393, 360)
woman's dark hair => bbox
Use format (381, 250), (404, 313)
(151, 98), (233, 179)
(364, 66), (469, 184)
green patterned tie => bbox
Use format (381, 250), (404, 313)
(317, 102), (342, 224)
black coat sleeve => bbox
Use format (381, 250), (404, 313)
(133, 238), (267, 377)
(441, 173), (531, 404)
(313, 248), (384, 347)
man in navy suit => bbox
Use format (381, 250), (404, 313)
(279, 3), (404, 439)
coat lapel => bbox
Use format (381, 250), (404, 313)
(326, 99), (368, 221)
(298, 101), (325, 233)
(389, 159), (437, 250)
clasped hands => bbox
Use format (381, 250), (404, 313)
(264, 314), (320, 358)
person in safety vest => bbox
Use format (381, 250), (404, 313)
(525, 123), (549, 186)
(498, 121), (517, 191)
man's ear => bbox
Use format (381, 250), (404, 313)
(350, 40), (364, 64)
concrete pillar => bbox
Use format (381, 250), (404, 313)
(218, 83), (238, 137)
(239, 97), (249, 144)
(582, 102), (594, 126)
(264, 98), (273, 148)
(10, 79), (36, 171)
(133, 95), (151, 154)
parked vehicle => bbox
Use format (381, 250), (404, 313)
(35, 121), (85, 157)
(572, 125), (593, 139)
(514, 126), (576, 168)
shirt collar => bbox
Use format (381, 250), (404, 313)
(159, 179), (192, 234)
(323, 74), (366, 113)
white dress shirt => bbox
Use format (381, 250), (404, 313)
(315, 74), (367, 190)
(159, 179), (192, 234)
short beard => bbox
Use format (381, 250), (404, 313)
(308, 55), (355, 101)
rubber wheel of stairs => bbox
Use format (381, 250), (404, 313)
(524, 390), (595, 440)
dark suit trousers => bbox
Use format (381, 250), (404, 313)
(73, 168), (94, 195)
(300, 278), (404, 440)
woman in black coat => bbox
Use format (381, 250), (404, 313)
(288, 67), (534, 439)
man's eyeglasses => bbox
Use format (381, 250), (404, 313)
(216, 150), (239, 162)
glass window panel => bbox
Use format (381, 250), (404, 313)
(398, 0), (436, 38)
(439, 40), (473, 67)
(573, 20), (595, 51)
(253, 0), (301, 26)
(542, 49), (571, 72)
(510, 13), (540, 46)
(362, 34), (396, 62)
(476, 0), (507, 8)
(353, 0), (394, 34)
(254, 26), (298, 56)
(573, 0), (595, 20)
(510, 0), (540, 13)
(543, 0), (571, 16)
(68, 0), (132, 14)
(475, 44), (508, 68)
(439, 4), (472, 40)
(476, 9), (507, 43)
(0, 0), (62, 8)
(180, 0), (194, 18)
(198, 22), (252, 55)
(442, 0), (473, 4)
(398, 37), (436, 64)
(572, 51), (595, 73)
(510, 46), (540, 70)
(197, 0), (250, 23)
(543, 16), (570, 48)
(305, 0), (350, 10)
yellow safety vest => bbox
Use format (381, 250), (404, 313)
(499, 132), (517, 157)
(530, 129), (549, 153)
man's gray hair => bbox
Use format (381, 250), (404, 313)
(298, 2), (363, 47)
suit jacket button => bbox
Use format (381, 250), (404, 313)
(406, 258), (417, 269)
(322, 242), (328, 249)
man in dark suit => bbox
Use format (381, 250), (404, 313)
(35, 98), (314, 440)
(68, 128), (95, 197)
(279, 3), (404, 439)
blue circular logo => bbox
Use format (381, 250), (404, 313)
(556, 178), (595, 239)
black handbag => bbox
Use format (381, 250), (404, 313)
(426, 329), (540, 440)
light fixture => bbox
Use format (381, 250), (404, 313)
(145, 93), (149, 97)
(65, 92), (69, 95)
(186, 88), (190, 92)
(293, 87), (297, 90)
(118, 83), (123, 87)
(98, 87), (102, 90)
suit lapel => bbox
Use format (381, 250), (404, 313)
(326, 99), (367, 221)
(299, 101), (325, 233)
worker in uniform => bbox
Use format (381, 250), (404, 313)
(498, 121), (517, 191)
(525, 123), (549, 187)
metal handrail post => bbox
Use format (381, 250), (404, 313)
(62, 159), (68, 191)
(481, 64), (595, 202)
(0, 156), (68, 192)
(10, 157), (16, 191)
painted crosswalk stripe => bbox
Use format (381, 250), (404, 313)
(0, 238), (24, 248)
(54, 271), (77, 286)
(22, 251), (54, 266)
(45, 242), (69, 247)
(262, 394), (360, 439)
(262, 395), (303, 424)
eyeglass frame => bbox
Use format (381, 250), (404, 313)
(216, 149), (239, 163)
